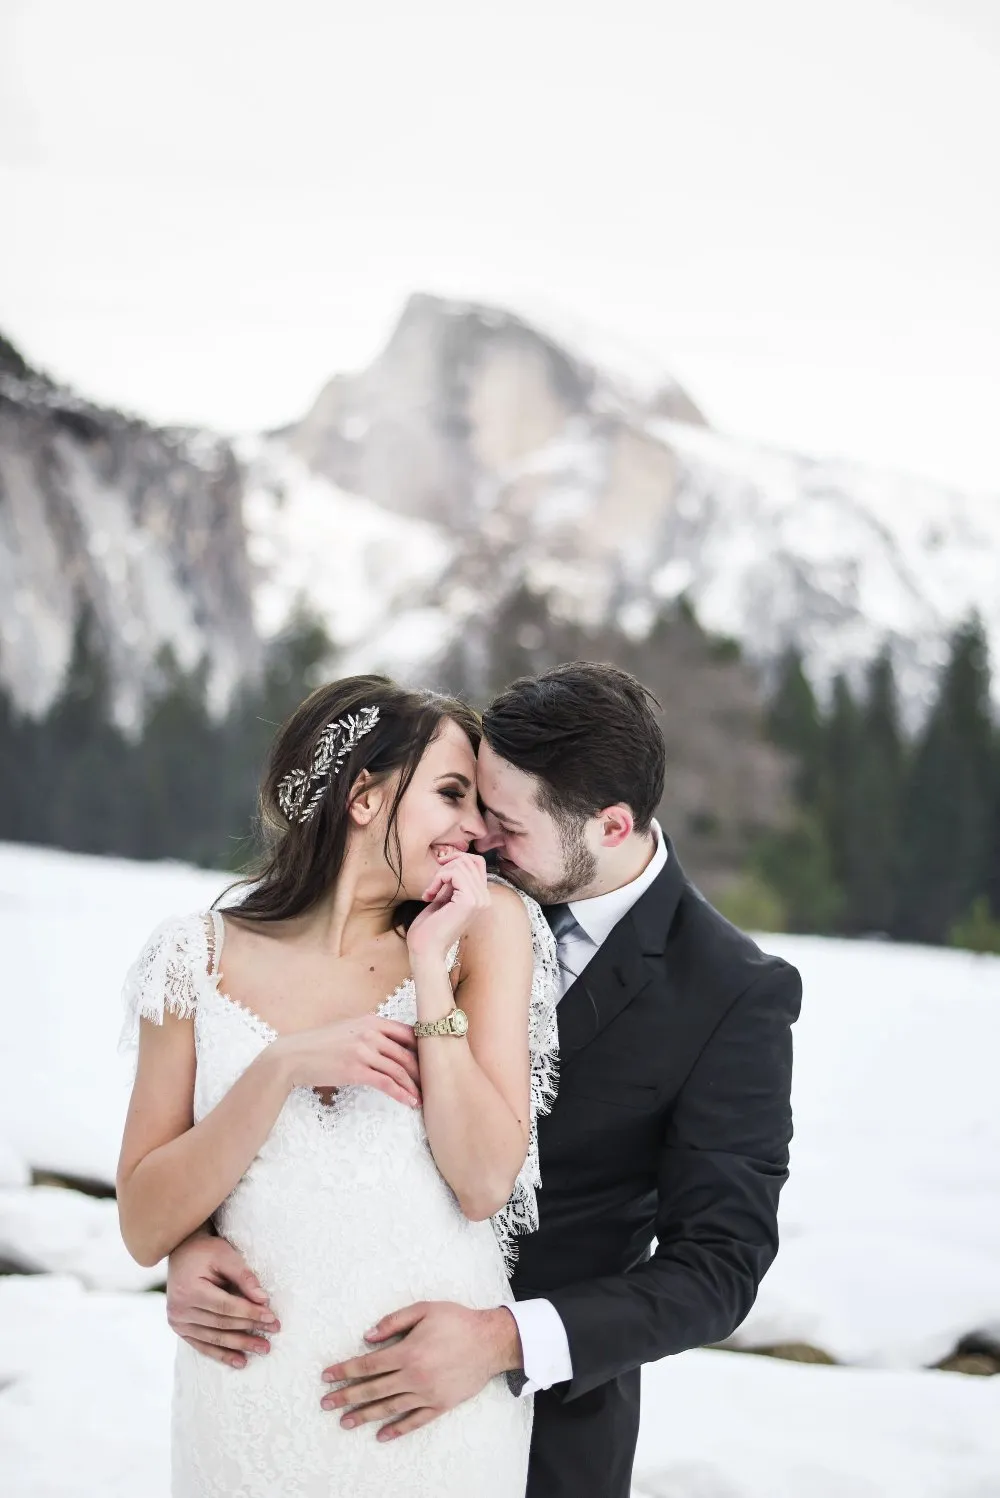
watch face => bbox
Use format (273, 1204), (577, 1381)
(452, 1009), (470, 1036)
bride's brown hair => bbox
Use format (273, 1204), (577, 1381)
(221, 674), (481, 923)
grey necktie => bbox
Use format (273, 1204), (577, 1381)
(546, 903), (587, 988)
(546, 903), (581, 943)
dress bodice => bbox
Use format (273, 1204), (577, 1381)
(121, 878), (560, 1268)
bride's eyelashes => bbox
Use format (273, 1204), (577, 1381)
(438, 786), (471, 805)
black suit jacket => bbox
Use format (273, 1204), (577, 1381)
(512, 839), (802, 1498)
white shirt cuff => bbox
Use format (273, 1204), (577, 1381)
(505, 1297), (574, 1395)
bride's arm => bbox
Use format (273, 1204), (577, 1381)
(116, 1017), (299, 1267)
(118, 1007), (422, 1267)
(412, 882), (533, 1221)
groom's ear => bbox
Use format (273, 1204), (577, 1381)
(597, 804), (634, 848)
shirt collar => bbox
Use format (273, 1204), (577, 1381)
(567, 821), (668, 947)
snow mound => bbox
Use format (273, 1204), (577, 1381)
(0, 1186), (164, 1291)
(0, 1275), (172, 1498)
(632, 1347), (1000, 1498)
(0, 1140), (29, 1190)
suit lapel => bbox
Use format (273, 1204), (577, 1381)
(555, 840), (685, 1054)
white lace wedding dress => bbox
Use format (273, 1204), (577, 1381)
(121, 881), (559, 1498)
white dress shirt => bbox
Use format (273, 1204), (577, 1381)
(507, 823), (668, 1395)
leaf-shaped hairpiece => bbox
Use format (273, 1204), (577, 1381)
(277, 705), (380, 825)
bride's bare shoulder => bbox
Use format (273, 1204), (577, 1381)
(461, 882), (533, 977)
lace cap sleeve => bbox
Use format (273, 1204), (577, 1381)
(119, 912), (219, 1061)
(486, 876), (560, 1272)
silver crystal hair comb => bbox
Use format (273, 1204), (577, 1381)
(276, 705), (381, 825)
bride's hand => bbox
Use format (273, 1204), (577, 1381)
(275, 1016), (421, 1109)
(406, 852), (491, 966)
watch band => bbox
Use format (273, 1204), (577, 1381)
(412, 1008), (469, 1039)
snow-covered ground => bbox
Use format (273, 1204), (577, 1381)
(2, 842), (999, 1496)
(4, 1273), (998, 1498)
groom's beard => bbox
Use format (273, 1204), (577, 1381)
(503, 817), (597, 906)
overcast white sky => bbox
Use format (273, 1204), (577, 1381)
(2, 0), (999, 491)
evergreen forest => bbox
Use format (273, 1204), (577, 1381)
(1, 608), (997, 953)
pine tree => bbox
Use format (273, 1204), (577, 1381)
(752, 811), (844, 934)
(132, 653), (226, 862)
(39, 609), (133, 854)
(0, 683), (29, 842)
(766, 647), (824, 806)
(846, 649), (905, 934)
(949, 896), (1000, 955)
(985, 737), (1000, 920)
(893, 617), (994, 944)
(818, 674), (868, 933)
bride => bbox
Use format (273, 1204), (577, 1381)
(116, 675), (559, 1498)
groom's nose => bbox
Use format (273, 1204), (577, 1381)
(463, 804), (488, 840)
(475, 823), (505, 854)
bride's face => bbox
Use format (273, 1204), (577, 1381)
(389, 719), (487, 897)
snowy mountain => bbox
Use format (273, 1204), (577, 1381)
(279, 293), (1000, 719)
(1, 297), (998, 728)
(0, 335), (258, 728)
(652, 422), (1000, 719)
(239, 437), (455, 672)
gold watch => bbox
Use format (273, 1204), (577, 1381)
(413, 1008), (470, 1039)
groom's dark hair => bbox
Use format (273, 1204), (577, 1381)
(482, 662), (665, 834)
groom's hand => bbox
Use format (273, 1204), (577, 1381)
(166, 1231), (280, 1368)
(320, 1301), (523, 1440)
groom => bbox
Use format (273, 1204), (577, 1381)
(165, 661), (802, 1498)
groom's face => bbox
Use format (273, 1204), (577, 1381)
(474, 742), (599, 905)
